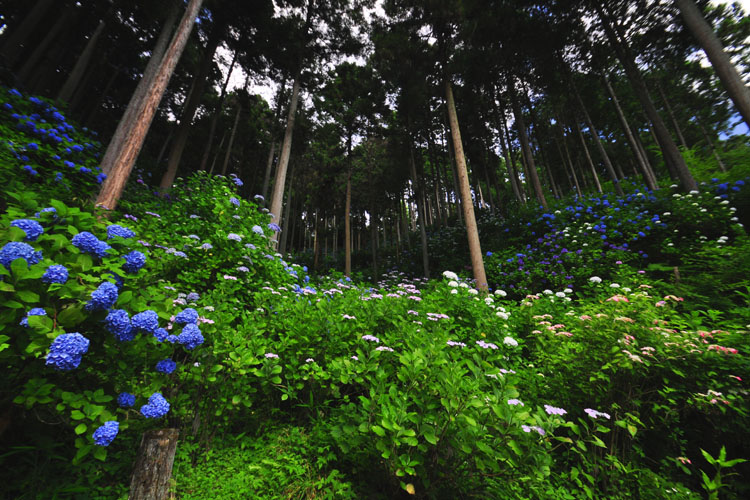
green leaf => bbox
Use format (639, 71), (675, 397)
(371, 425), (386, 437)
(10, 259), (29, 279)
(71, 410), (85, 420)
(423, 428), (437, 445)
(117, 290), (133, 306)
(16, 290), (40, 303)
(74, 423), (87, 435)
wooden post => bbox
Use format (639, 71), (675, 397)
(129, 428), (179, 500)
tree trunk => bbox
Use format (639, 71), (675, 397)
(280, 179), (295, 254)
(410, 145), (430, 279)
(269, 74), (301, 247)
(128, 428), (179, 500)
(573, 85), (624, 196)
(99, 0), (181, 176)
(344, 169), (352, 276)
(261, 79), (288, 199)
(575, 119), (603, 193)
(656, 81), (689, 150)
(509, 83), (547, 209)
(602, 74), (658, 190)
(0, 0), (55, 69)
(57, 4), (111, 104)
(445, 79), (488, 291)
(160, 21), (223, 189)
(596, 3), (698, 191)
(95, 0), (203, 210)
(220, 99), (242, 176)
(199, 48), (238, 171)
(493, 96), (524, 204)
(698, 121), (727, 172)
(676, 0), (750, 128)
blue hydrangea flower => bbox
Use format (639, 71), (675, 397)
(117, 392), (136, 408)
(105, 309), (134, 341)
(122, 251), (146, 273)
(11, 219), (44, 241)
(37, 207), (58, 218)
(166, 334), (178, 343)
(268, 223), (281, 233)
(42, 264), (68, 284)
(227, 233), (242, 241)
(178, 323), (204, 350)
(0, 241), (42, 269)
(85, 282), (119, 311)
(252, 225), (264, 235)
(174, 308), (198, 325)
(131, 310), (159, 333)
(20, 307), (47, 327)
(229, 197), (240, 207)
(72, 232), (103, 255)
(45, 332), (89, 371)
(155, 358), (177, 374)
(186, 292), (200, 302)
(140, 393), (170, 418)
(93, 421), (119, 446)
(107, 224), (135, 240)
(153, 328), (169, 342)
(232, 176), (243, 186)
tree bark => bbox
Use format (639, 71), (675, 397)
(575, 119), (603, 193)
(0, 0), (55, 69)
(596, 3), (698, 191)
(698, 121), (727, 172)
(128, 428), (179, 500)
(279, 163), (295, 255)
(409, 145), (430, 279)
(676, 0), (750, 128)
(269, 74), (301, 248)
(99, 0), (181, 176)
(96, 0), (203, 210)
(199, 48), (239, 171)
(220, 99), (242, 176)
(344, 168), (352, 276)
(261, 79), (288, 199)
(509, 82), (547, 209)
(160, 20), (224, 189)
(445, 79), (488, 291)
(573, 85), (624, 196)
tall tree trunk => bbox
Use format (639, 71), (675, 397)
(409, 145), (430, 279)
(602, 74), (658, 190)
(575, 119), (603, 193)
(656, 81), (689, 150)
(95, 0), (203, 210)
(0, 0), (55, 69)
(269, 74), (301, 247)
(159, 21), (223, 189)
(129, 429), (179, 500)
(220, 98), (242, 176)
(596, 4), (698, 191)
(676, 0), (750, 128)
(500, 113), (525, 203)
(199, 48), (238, 171)
(279, 164), (295, 255)
(445, 79), (488, 291)
(493, 95), (524, 203)
(261, 79), (288, 199)
(99, 0), (181, 176)
(57, 4), (112, 104)
(509, 82), (548, 209)
(344, 169), (352, 276)
(573, 85), (624, 196)
(698, 122), (727, 172)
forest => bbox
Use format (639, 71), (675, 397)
(0, 0), (749, 498)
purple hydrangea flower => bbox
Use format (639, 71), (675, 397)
(251, 225), (264, 235)
(42, 264), (68, 284)
(0, 241), (42, 269)
(117, 392), (135, 408)
(45, 332), (89, 370)
(268, 223), (281, 233)
(186, 292), (200, 302)
(93, 421), (119, 446)
(155, 358), (177, 374)
(140, 393), (170, 418)
(544, 404), (567, 416)
(227, 233), (242, 241)
(229, 197), (240, 207)
(85, 282), (118, 310)
(177, 323), (204, 350)
(11, 219), (44, 241)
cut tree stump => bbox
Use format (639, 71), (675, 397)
(129, 428), (179, 500)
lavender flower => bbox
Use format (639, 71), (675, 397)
(544, 404), (567, 416)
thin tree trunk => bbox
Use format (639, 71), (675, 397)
(99, 0), (180, 176)
(602, 74), (658, 190)
(221, 98), (242, 175)
(0, 0), (55, 68)
(596, 4), (698, 191)
(656, 81), (689, 150)
(269, 74), (301, 247)
(445, 79), (488, 291)
(160, 21), (223, 189)
(57, 5), (111, 104)
(199, 48), (238, 171)
(95, 0), (203, 209)
(509, 82), (547, 209)
(698, 122), (727, 172)
(261, 80), (288, 199)
(128, 428), (179, 500)
(676, 0), (750, 128)
(575, 119), (603, 193)
(409, 146), (430, 279)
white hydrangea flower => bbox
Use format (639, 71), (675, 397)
(448, 280), (459, 287)
(555, 291), (566, 298)
(589, 276), (602, 283)
(503, 336), (518, 347)
(494, 289), (507, 297)
(496, 311), (509, 320)
(468, 288), (479, 295)
(459, 282), (469, 288)
(443, 270), (458, 281)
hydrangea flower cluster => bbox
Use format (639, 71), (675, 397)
(544, 404), (567, 416)
(11, 219), (44, 241)
(20, 307), (47, 327)
(177, 323), (204, 350)
(584, 408), (611, 419)
(174, 308), (198, 325)
(140, 393), (170, 418)
(106, 224), (135, 239)
(117, 392), (136, 408)
(92, 421), (119, 446)
(0, 241), (42, 269)
(105, 309), (134, 341)
(45, 332), (89, 370)
(72, 231), (110, 258)
(229, 197), (240, 207)
(42, 264), (68, 284)
(155, 358), (177, 374)
(131, 310), (159, 333)
(85, 281), (118, 310)
(122, 250), (146, 273)
(186, 292), (200, 302)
